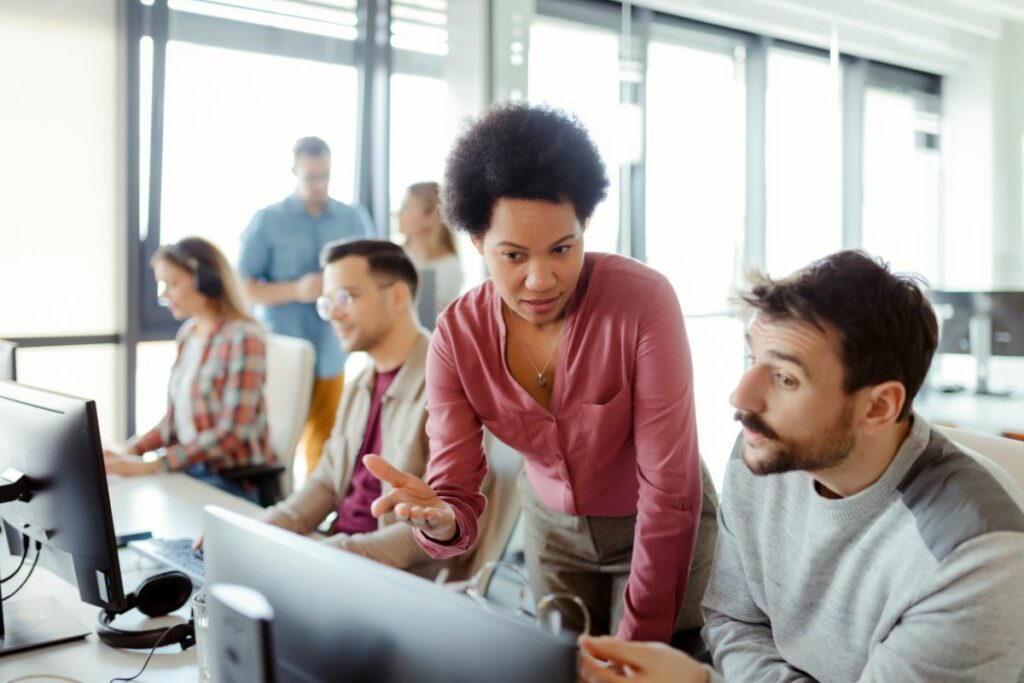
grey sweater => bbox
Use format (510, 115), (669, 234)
(702, 416), (1024, 682)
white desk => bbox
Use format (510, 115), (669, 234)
(916, 390), (1024, 436)
(2, 473), (262, 682)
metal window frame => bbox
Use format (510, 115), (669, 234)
(124, 0), (373, 433)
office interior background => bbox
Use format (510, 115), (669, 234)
(2, 0), (1024, 490)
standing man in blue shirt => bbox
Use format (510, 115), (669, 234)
(239, 136), (375, 475)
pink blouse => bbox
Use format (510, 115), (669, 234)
(416, 252), (702, 642)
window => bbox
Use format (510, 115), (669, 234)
(159, 41), (359, 262)
(529, 15), (621, 254)
(765, 48), (843, 277)
(645, 30), (748, 489)
(645, 34), (746, 314)
(389, 73), (453, 222)
(861, 86), (941, 284)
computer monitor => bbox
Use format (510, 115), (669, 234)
(0, 381), (127, 656)
(928, 291), (975, 355)
(987, 291), (1024, 357)
(0, 340), (16, 382)
(928, 290), (1024, 395)
(204, 507), (577, 683)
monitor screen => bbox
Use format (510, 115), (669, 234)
(988, 291), (1024, 357)
(928, 291), (976, 355)
(204, 507), (577, 683)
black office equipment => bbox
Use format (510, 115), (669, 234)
(0, 381), (125, 655)
(0, 340), (16, 382)
(928, 290), (1024, 395)
(203, 506), (577, 683)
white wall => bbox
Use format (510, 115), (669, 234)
(0, 0), (125, 439)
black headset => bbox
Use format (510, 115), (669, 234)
(96, 570), (197, 650)
(163, 241), (224, 299)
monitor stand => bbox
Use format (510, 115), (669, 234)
(971, 314), (1012, 397)
(0, 595), (91, 656)
(0, 472), (90, 656)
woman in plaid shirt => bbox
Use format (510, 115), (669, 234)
(104, 237), (272, 500)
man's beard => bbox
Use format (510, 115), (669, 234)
(734, 401), (856, 476)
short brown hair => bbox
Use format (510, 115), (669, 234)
(320, 239), (418, 299)
(293, 136), (330, 160)
(738, 250), (938, 421)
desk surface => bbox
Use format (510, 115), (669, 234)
(915, 390), (1024, 435)
(2, 473), (262, 682)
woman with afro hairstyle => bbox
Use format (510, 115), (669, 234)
(364, 103), (718, 648)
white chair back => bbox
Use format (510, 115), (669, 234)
(938, 425), (1024, 508)
(265, 334), (315, 496)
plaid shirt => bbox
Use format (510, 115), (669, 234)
(130, 318), (273, 472)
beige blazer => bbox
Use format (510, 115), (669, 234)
(262, 331), (488, 579)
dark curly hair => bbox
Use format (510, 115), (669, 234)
(442, 102), (609, 237)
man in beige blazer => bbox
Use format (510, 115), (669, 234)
(260, 238), (489, 578)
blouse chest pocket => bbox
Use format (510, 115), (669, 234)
(577, 384), (633, 458)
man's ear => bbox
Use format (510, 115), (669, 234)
(471, 235), (484, 256)
(392, 280), (413, 312)
(859, 380), (907, 434)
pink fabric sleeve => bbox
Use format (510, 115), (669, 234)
(617, 275), (703, 642)
(413, 315), (489, 558)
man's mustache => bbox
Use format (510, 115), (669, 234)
(734, 410), (779, 441)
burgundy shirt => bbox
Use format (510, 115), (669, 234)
(415, 253), (702, 642)
(333, 367), (400, 535)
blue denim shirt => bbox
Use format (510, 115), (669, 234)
(238, 194), (374, 378)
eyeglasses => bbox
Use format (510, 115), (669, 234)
(315, 282), (397, 320)
(442, 560), (591, 637)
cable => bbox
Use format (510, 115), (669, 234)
(1, 540), (41, 601)
(108, 625), (178, 683)
(1, 538), (29, 583)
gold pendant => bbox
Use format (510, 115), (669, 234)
(537, 374), (547, 388)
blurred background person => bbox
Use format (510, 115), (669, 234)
(398, 181), (464, 322)
(238, 136), (374, 476)
(104, 237), (272, 502)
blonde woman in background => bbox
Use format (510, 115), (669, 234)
(103, 237), (272, 502)
(398, 181), (464, 320)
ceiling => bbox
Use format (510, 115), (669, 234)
(635, 0), (1024, 74)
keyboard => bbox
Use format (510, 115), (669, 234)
(130, 537), (205, 585)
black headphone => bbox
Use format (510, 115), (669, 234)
(163, 241), (224, 298)
(96, 571), (197, 650)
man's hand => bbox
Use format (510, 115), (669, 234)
(578, 636), (710, 683)
(363, 454), (458, 542)
(103, 451), (161, 477)
(294, 273), (323, 303)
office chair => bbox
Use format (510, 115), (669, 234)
(938, 425), (1024, 505)
(222, 334), (315, 506)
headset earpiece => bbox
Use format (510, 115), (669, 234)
(96, 571), (196, 650)
(165, 241), (223, 298)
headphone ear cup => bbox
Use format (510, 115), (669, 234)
(194, 266), (223, 298)
(135, 570), (193, 617)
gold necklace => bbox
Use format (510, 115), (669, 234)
(510, 313), (566, 388)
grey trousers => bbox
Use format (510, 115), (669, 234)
(518, 462), (719, 648)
